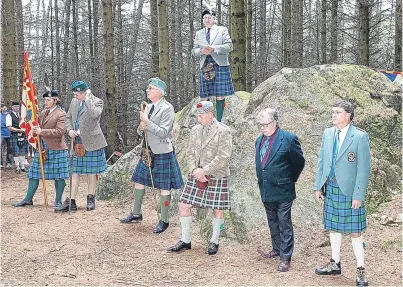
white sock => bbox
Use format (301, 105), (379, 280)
(351, 236), (365, 268)
(20, 156), (26, 168)
(180, 216), (192, 244)
(14, 157), (20, 169)
(210, 217), (224, 244)
(330, 232), (342, 263)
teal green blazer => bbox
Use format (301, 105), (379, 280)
(314, 124), (371, 201)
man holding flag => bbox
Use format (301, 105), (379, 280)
(13, 90), (69, 208)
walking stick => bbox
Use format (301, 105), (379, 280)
(140, 101), (155, 192)
(69, 139), (74, 215)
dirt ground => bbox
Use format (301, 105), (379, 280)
(1, 167), (402, 286)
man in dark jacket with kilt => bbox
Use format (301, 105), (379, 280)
(56, 80), (107, 212)
(120, 78), (184, 234)
(167, 101), (232, 255)
(13, 91), (69, 208)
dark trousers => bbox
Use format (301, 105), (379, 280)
(263, 200), (294, 262)
(0, 137), (12, 165)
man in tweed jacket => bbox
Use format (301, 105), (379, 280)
(56, 80), (107, 212)
(13, 91), (69, 209)
(168, 101), (232, 255)
(314, 99), (371, 287)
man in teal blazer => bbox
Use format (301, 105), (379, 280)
(255, 108), (305, 272)
(314, 99), (371, 287)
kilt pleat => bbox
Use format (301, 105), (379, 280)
(179, 175), (231, 210)
(27, 141), (69, 180)
(72, 136), (107, 174)
(199, 56), (235, 98)
(132, 152), (184, 190)
(323, 180), (367, 233)
(10, 135), (28, 155)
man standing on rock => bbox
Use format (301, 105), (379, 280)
(13, 91), (69, 208)
(120, 78), (183, 234)
(314, 99), (370, 286)
(167, 101), (232, 255)
(255, 108), (305, 272)
(55, 80), (107, 212)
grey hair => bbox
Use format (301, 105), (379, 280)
(333, 99), (355, 120)
(257, 108), (279, 127)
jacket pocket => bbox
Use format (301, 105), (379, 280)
(277, 178), (291, 185)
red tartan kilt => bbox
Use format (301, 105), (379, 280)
(179, 175), (231, 210)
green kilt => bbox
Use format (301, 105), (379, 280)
(323, 179), (367, 233)
(179, 175), (231, 210)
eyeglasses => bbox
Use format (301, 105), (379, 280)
(331, 110), (345, 115)
(259, 120), (274, 128)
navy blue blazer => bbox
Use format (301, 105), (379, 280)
(255, 128), (305, 203)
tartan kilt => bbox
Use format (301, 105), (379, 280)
(179, 175), (231, 210)
(132, 152), (184, 190)
(10, 134), (28, 156)
(27, 141), (69, 180)
(73, 148), (107, 174)
(323, 180), (367, 233)
(199, 56), (235, 98)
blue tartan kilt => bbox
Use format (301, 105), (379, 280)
(132, 152), (184, 190)
(10, 134), (28, 156)
(199, 56), (235, 98)
(72, 148), (107, 175)
(323, 180), (367, 233)
(27, 141), (69, 180)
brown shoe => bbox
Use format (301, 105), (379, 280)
(257, 249), (279, 258)
(277, 260), (290, 272)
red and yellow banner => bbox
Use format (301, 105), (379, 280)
(20, 51), (39, 148)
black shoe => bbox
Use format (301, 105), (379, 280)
(315, 259), (341, 275)
(55, 198), (77, 212)
(120, 213), (143, 223)
(277, 260), (291, 272)
(20, 168), (26, 172)
(153, 220), (169, 233)
(87, 194), (95, 211)
(206, 242), (219, 255)
(13, 200), (33, 207)
(167, 241), (191, 253)
(356, 267), (368, 286)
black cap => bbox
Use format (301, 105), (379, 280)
(202, 8), (216, 17)
(43, 90), (59, 98)
(11, 101), (19, 106)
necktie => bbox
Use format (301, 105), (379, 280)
(260, 136), (270, 162)
(45, 109), (50, 118)
(75, 101), (85, 131)
(148, 104), (155, 119)
(206, 28), (210, 44)
(329, 129), (341, 180)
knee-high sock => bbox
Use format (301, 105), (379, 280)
(330, 232), (342, 263)
(352, 236), (365, 267)
(19, 156), (26, 168)
(54, 180), (66, 204)
(180, 216), (192, 243)
(210, 217), (225, 244)
(132, 188), (145, 214)
(87, 174), (98, 196)
(216, 99), (225, 122)
(14, 156), (20, 169)
(160, 194), (171, 223)
(24, 179), (40, 201)
(70, 173), (80, 200)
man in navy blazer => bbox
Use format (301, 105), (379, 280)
(255, 108), (305, 272)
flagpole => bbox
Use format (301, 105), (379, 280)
(36, 135), (48, 208)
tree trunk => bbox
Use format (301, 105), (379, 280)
(246, 0), (253, 90)
(2, 0), (18, 105)
(72, 0), (79, 77)
(62, 0), (71, 100)
(216, 0), (222, 24)
(329, 0), (338, 63)
(291, 0), (303, 67)
(282, 0), (291, 66)
(188, 0), (197, 98)
(230, 0), (246, 91)
(158, 0), (169, 84)
(320, 0), (327, 63)
(88, 0), (95, 80)
(102, 0), (118, 156)
(15, 0), (24, 96)
(258, 0), (267, 82)
(395, 0), (402, 70)
(55, 0), (61, 91)
(150, 0), (159, 77)
(358, 0), (370, 66)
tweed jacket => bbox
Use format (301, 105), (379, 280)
(187, 120), (232, 178)
(313, 124), (371, 201)
(66, 90), (107, 151)
(255, 128), (305, 203)
(38, 107), (68, 150)
(192, 25), (233, 69)
(138, 98), (175, 155)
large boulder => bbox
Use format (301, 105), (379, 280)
(98, 64), (401, 243)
